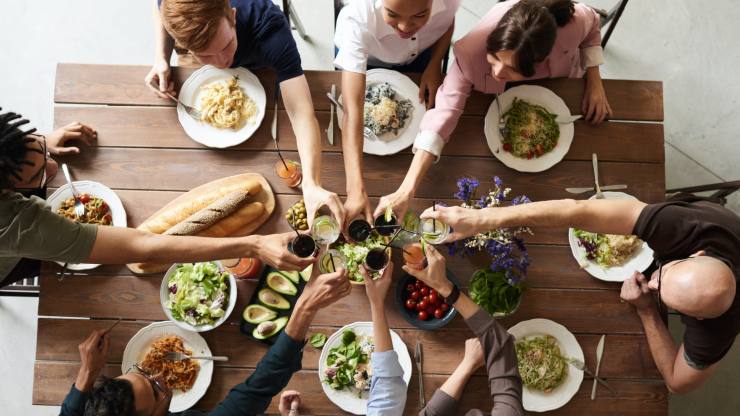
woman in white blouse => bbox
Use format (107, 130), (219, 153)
(334, 0), (460, 227)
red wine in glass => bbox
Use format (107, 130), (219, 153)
(288, 234), (318, 258)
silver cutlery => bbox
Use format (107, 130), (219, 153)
(415, 340), (425, 407)
(97, 318), (122, 349)
(61, 163), (85, 218)
(592, 153), (604, 199)
(564, 356), (615, 395)
(556, 114), (582, 125)
(591, 334), (606, 400)
(327, 85), (336, 146)
(325, 92), (377, 141)
(57, 263), (70, 282)
(565, 184), (627, 194)
(149, 81), (201, 120)
(272, 84), (280, 141)
(165, 352), (229, 362)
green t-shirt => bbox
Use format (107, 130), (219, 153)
(0, 191), (98, 279)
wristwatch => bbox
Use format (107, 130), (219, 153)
(444, 283), (460, 305)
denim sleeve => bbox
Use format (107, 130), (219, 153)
(58, 384), (89, 416)
(367, 350), (407, 416)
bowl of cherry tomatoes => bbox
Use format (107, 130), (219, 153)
(395, 271), (458, 330)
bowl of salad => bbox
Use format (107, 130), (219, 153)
(333, 233), (387, 285)
(160, 261), (237, 332)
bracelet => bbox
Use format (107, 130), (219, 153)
(444, 283), (460, 305)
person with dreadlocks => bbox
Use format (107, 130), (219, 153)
(0, 109), (315, 287)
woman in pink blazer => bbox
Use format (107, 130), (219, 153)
(375, 0), (611, 220)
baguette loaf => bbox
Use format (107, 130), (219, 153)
(139, 179), (262, 234)
(165, 191), (251, 236)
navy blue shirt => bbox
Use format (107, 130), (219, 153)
(159, 0), (304, 82)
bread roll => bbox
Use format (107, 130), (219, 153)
(165, 191), (250, 236)
(197, 202), (264, 237)
(139, 180), (262, 234)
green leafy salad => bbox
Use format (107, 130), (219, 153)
(335, 233), (385, 282)
(166, 262), (230, 326)
(574, 229), (642, 267)
(324, 329), (374, 394)
(515, 335), (568, 393)
(469, 269), (523, 315)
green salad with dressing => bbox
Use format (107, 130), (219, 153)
(166, 262), (230, 326)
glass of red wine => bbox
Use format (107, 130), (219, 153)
(364, 247), (390, 271)
(288, 234), (318, 258)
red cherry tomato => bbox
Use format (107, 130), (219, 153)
(103, 214), (112, 223)
(420, 287), (429, 296)
(415, 302), (424, 311)
(410, 291), (420, 300)
(428, 293), (438, 305)
(440, 303), (450, 312)
(434, 309), (444, 319)
(418, 311), (429, 321)
(79, 194), (91, 203)
(406, 284), (415, 292)
(405, 299), (416, 310)
(427, 307), (436, 316)
(418, 300), (428, 310)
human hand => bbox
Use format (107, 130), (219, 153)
(461, 337), (485, 371)
(46, 122), (97, 155)
(298, 268), (352, 313)
(401, 244), (452, 297)
(278, 390), (301, 416)
(145, 58), (176, 99)
(362, 261), (394, 307)
(420, 205), (486, 243)
(344, 190), (373, 229)
(76, 329), (110, 391)
(254, 233), (316, 271)
(303, 184), (345, 228)
(373, 188), (413, 225)
(419, 65), (443, 109)
(582, 77), (612, 125)
(620, 271), (655, 312)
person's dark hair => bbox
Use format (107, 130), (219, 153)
(84, 377), (137, 416)
(486, 0), (575, 77)
(0, 108), (39, 189)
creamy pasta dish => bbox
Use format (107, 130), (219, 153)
(198, 76), (257, 129)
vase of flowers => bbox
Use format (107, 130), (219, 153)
(448, 176), (532, 316)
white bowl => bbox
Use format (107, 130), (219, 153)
(160, 261), (237, 332)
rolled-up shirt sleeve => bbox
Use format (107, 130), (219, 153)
(414, 54), (475, 159)
(578, 5), (604, 68)
(367, 350), (407, 415)
(334, 8), (369, 74)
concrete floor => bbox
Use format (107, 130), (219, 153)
(0, 0), (738, 414)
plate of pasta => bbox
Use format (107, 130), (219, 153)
(484, 85), (574, 172)
(178, 65), (266, 148)
(47, 180), (126, 271)
(508, 318), (584, 412)
(122, 321), (213, 412)
(337, 69), (426, 156)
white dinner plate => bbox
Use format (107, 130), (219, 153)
(178, 65), (266, 148)
(318, 322), (412, 415)
(568, 191), (654, 282)
(47, 181), (127, 271)
(121, 321), (214, 413)
(337, 68), (426, 156)
(508, 318), (584, 412)
(484, 85), (574, 172)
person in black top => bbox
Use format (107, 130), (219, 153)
(417, 194), (739, 394)
(145, 0), (344, 230)
(60, 267), (351, 416)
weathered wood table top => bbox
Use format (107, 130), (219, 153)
(34, 63), (667, 415)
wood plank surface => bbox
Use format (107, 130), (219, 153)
(55, 63), (664, 121)
(54, 105), (664, 163)
(36, 318), (660, 379)
(34, 362), (667, 415)
(45, 148), (666, 202)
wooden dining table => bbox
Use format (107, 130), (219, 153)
(33, 63), (667, 415)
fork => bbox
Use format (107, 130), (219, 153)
(61, 163), (85, 218)
(493, 94), (508, 153)
(325, 92), (378, 141)
(149, 81), (202, 120)
(564, 356), (616, 395)
(415, 340), (425, 407)
(165, 352), (229, 362)
(592, 153), (604, 199)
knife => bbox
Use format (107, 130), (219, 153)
(556, 114), (582, 124)
(415, 340), (425, 407)
(592, 153), (604, 199)
(271, 82), (279, 141)
(591, 334), (606, 400)
(327, 84), (335, 145)
(565, 184), (627, 194)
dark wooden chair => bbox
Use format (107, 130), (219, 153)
(282, 0), (308, 39)
(666, 180), (740, 207)
(0, 276), (40, 297)
(590, 0), (629, 48)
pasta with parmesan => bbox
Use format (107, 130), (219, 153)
(198, 76), (257, 129)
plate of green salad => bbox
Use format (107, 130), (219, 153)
(318, 322), (412, 414)
(508, 318), (583, 412)
(160, 261), (237, 332)
(484, 85), (574, 173)
(333, 233), (387, 285)
(568, 192), (654, 282)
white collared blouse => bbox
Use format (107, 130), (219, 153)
(334, 0), (461, 73)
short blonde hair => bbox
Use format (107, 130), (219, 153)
(161, 0), (233, 52)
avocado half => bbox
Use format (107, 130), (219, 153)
(243, 304), (278, 324)
(266, 272), (298, 296)
(253, 316), (289, 339)
(279, 270), (301, 284)
(258, 288), (290, 310)
(300, 264), (313, 282)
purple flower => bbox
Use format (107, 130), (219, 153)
(494, 176), (503, 187)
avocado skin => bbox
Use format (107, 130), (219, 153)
(279, 270), (301, 284)
(258, 288), (290, 310)
(266, 272), (298, 296)
(243, 304), (277, 324)
(253, 316), (289, 339)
